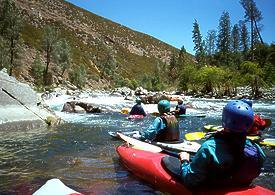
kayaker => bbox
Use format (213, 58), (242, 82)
(129, 97), (147, 116)
(241, 99), (272, 135)
(133, 100), (180, 142)
(171, 97), (194, 116)
(171, 97), (187, 115)
(162, 100), (266, 189)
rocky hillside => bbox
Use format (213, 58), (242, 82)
(12, 0), (194, 88)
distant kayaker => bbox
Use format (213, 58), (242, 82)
(171, 97), (192, 115)
(162, 100), (266, 189)
(129, 97), (147, 117)
(133, 100), (180, 142)
(241, 99), (272, 135)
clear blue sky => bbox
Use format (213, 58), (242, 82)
(66, 0), (275, 54)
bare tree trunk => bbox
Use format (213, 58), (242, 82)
(253, 19), (264, 44)
(9, 37), (14, 76)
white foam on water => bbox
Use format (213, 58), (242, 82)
(44, 93), (274, 123)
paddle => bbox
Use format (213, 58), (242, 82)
(184, 131), (275, 148)
(113, 131), (200, 153)
(185, 131), (212, 141)
(121, 107), (130, 115)
(117, 132), (182, 158)
(259, 139), (275, 147)
(185, 131), (261, 141)
(108, 131), (139, 139)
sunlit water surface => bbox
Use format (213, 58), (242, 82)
(0, 94), (274, 194)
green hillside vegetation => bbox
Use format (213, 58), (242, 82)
(0, 0), (183, 90)
(0, 0), (274, 98)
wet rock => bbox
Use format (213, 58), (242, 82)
(139, 93), (170, 104)
(61, 101), (102, 113)
(0, 69), (62, 131)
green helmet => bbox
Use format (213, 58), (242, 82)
(136, 97), (142, 104)
(158, 100), (170, 114)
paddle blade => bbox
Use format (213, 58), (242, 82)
(117, 132), (163, 153)
(185, 132), (206, 141)
(121, 108), (130, 114)
(259, 139), (275, 147)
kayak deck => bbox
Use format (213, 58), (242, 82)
(116, 145), (275, 195)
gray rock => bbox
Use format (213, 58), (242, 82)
(0, 70), (62, 131)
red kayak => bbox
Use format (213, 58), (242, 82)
(127, 114), (145, 120)
(116, 145), (275, 195)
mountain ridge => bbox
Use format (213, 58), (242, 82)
(12, 0), (194, 89)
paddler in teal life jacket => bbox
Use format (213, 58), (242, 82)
(162, 100), (266, 189)
(133, 100), (180, 142)
(129, 97), (147, 117)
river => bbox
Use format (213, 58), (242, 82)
(0, 93), (274, 194)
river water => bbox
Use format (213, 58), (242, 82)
(0, 93), (274, 194)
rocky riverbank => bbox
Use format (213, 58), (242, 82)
(0, 69), (62, 131)
(1, 66), (273, 131)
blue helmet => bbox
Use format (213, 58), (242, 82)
(222, 100), (254, 133)
(241, 99), (252, 107)
(158, 100), (170, 114)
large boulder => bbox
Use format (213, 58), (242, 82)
(61, 101), (102, 113)
(0, 69), (62, 131)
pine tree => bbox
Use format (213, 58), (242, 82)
(53, 38), (71, 75)
(178, 45), (186, 67)
(231, 24), (240, 53)
(168, 53), (178, 83)
(42, 25), (58, 84)
(205, 30), (216, 56)
(0, 36), (9, 70)
(192, 19), (205, 65)
(31, 52), (44, 86)
(0, 0), (22, 76)
(240, 0), (264, 60)
(217, 11), (231, 54)
(239, 21), (250, 57)
(69, 64), (86, 88)
(217, 11), (231, 66)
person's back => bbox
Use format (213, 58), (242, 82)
(129, 104), (146, 116)
(184, 132), (266, 188)
(137, 100), (180, 142)
(129, 97), (146, 116)
(175, 103), (186, 115)
(162, 100), (266, 189)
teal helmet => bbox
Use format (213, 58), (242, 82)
(158, 100), (170, 114)
(136, 97), (142, 104)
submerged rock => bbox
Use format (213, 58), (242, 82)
(0, 69), (62, 131)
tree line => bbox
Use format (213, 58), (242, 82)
(167, 0), (274, 98)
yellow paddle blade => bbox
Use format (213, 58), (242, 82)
(259, 139), (275, 147)
(185, 132), (206, 141)
(204, 125), (223, 132)
(121, 108), (130, 114)
(247, 136), (261, 141)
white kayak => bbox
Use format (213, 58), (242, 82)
(33, 178), (82, 195)
(116, 132), (201, 153)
